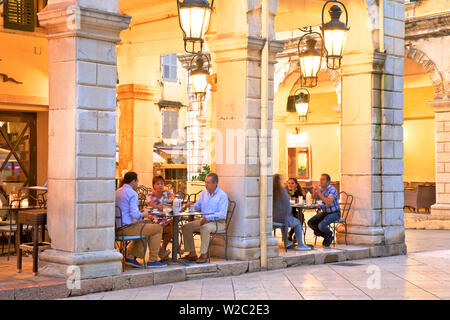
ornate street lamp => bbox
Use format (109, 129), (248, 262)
(190, 53), (210, 101)
(321, 0), (350, 70)
(294, 88), (310, 121)
(177, 0), (214, 54)
(298, 27), (323, 88)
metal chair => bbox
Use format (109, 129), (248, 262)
(136, 185), (152, 210)
(188, 190), (203, 203)
(207, 200), (236, 262)
(114, 206), (148, 272)
(333, 191), (353, 246)
(272, 221), (288, 252)
(313, 191), (353, 247)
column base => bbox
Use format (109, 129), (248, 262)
(39, 249), (123, 279)
(431, 204), (450, 220)
(211, 235), (279, 261)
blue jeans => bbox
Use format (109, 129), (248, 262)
(289, 217), (305, 246)
(307, 211), (340, 239)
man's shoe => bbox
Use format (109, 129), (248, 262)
(182, 253), (198, 261)
(147, 261), (167, 268)
(296, 244), (312, 251)
(159, 249), (171, 261)
(285, 240), (295, 249)
(196, 254), (208, 264)
(125, 258), (143, 268)
(323, 235), (333, 247)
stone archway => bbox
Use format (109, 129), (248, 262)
(405, 44), (446, 99)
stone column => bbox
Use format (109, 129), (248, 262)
(339, 50), (406, 254)
(206, 34), (283, 260)
(431, 98), (450, 219)
(117, 84), (156, 186)
(38, 1), (130, 279)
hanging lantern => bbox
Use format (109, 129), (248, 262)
(190, 53), (210, 101)
(177, 0), (214, 54)
(298, 27), (323, 88)
(294, 88), (310, 121)
(321, 0), (350, 70)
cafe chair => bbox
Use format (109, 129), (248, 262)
(313, 191), (353, 247)
(115, 206), (148, 271)
(206, 200), (236, 263)
(136, 185), (152, 210)
(272, 222), (288, 252)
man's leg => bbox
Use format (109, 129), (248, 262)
(182, 220), (201, 258)
(123, 223), (163, 261)
(141, 223), (163, 262)
(197, 221), (226, 263)
(307, 211), (326, 237)
(318, 212), (341, 246)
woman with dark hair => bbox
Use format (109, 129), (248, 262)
(286, 177), (304, 242)
(287, 177), (304, 200)
(147, 175), (175, 261)
(273, 174), (311, 251)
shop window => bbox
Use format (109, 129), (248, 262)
(288, 147), (311, 181)
(161, 54), (178, 82)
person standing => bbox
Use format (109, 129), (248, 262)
(307, 173), (341, 247)
(115, 172), (166, 268)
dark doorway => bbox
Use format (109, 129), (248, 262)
(0, 112), (37, 204)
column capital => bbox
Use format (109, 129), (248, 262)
(117, 84), (158, 101)
(38, 5), (130, 42)
(341, 50), (386, 76)
(429, 98), (450, 112)
(206, 34), (283, 63)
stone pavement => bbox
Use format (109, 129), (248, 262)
(1, 229), (449, 299)
(66, 249), (450, 300)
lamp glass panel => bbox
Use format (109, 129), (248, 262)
(323, 29), (347, 57)
(300, 55), (321, 78)
(192, 73), (208, 94)
(295, 102), (309, 117)
(180, 7), (211, 39)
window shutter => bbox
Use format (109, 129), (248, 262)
(161, 54), (178, 82)
(4, 0), (35, 32)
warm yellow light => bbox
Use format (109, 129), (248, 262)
(179, 7), (211, 40)
(191, 73), (208, 97)
(299, 55), (321, 78)
(323, 29), (347, 59)
(295, 102), (309, 117)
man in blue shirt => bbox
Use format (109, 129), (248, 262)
(115, 172), (166, 268)
(307, 173), (341, 247)
(182, 173), (229, 264)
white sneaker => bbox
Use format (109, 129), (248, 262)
(296, 244), (312, 251)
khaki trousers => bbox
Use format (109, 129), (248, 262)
(182, 219), (226, 255)
(120, 222), (163, 262)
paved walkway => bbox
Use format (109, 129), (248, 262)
(66, 229), (450, 300)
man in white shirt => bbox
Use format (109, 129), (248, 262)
(182, 173), (229, 264)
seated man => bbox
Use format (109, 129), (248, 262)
(115, 172), (166, 268)
(307, 173), (341, 247)
(182, 173), (228, 264)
